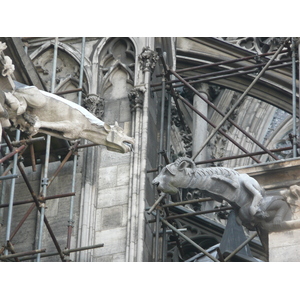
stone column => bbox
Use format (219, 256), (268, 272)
(126, 86), (145, 262)
(192, 83), (214, 213)
(126, 47), (158, 262)
(192, 83), (209, 164)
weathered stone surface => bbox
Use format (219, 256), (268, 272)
(99, 165), (118, 189)
(98, 206), (127, 231)
(236, 157), (300, 190)
(269, 228), (300, 261)
(99, 147), (131, 167)
(94, 252), (125, 262)
(97, 186), (129, 208)
(117, 164), (131, 186)
(94, 227), (127, 257)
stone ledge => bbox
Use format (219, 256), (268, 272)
(235, 157), (300, 189)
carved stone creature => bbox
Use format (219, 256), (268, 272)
(280, 185), (300, 220)
(152, 157), (291, 231)
(2, 81), (134, 153)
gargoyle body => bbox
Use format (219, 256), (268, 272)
(1, 81), (134, 153)
(152, 157), (291, 231)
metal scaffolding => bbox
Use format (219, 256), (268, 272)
(1, 37), (299, 262)
(0, 37), (104, 262)
(148, 37), (299, 262)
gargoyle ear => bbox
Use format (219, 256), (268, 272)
(166, 165), (175, 176)
(104, 123), (111, 132)
(178, 161), (188, 171)
(115, 121), (119, 127)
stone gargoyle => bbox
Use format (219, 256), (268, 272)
(0, 81), (134, 153)
(152, 157), (292, 232)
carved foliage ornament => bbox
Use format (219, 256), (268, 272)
(281, 185), (300, 220)
(138, 47), (159, 73)
(128, 86), (146, 112)
(218, 37), (289, 60)
(82, 94), (105, 119)
(0, 42), (15, 77)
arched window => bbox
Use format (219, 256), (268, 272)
(30, 41), (89, 102)
(98, 38), (135, 99)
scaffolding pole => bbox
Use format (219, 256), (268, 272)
(185, 37), (290, 161)
(66, 37), (85, 255)
(152, 56), (291, 89)
(160, 217), (220, 262)
(4, 130), (20, 256)
(148, 38), (295, 262)
(0, 37), (106, 262)
(36, 37), (58, 262)
(157, 45), (283, 164)
(292, 37), (298, 157)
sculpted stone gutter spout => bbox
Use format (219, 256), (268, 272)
(152, 157), (292, 236)
(1, 81), (134, 153)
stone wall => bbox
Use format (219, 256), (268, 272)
(0, 157), (83, 262)
(269, 229), (300, 261)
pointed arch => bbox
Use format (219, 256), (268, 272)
(29, 40), (91, 97)
(97, 38), (136, 98)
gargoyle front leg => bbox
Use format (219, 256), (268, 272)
(268, 199), (291, 226)
(4, 92), (27, 115)
(242, 179), (263, 216)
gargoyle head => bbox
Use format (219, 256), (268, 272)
(152, 157), (196, 194)
(104, 121), (134, 153)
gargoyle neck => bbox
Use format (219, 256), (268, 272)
(181, 171), (198, 189)
(183, 171), (207, 190)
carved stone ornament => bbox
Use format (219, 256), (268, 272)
(0, 42), (15, 77)
(138, 47), (159, 73)
(218, 37), (287, 55)
(217, 37), (290, 62)
(281, 185), (300, 220)
(152, 157), (292, 232)
(128, 86), (146, 112)
(82, 94), (105, 119)
(3, 81), (134, 153)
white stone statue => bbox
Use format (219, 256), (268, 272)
(1, 82), (134, 153)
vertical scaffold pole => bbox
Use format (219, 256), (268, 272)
(155, 70), (165, 262)
(0, 140), (9, 228)
(77, 37), (85, 106)
(36, 37), (58, 262)
(299, 39), (300, 141)
(292, 37), (297, 157)
(162, 51), (172, 262)
(66, 37), (86, 253)
(4, 130), (20, 256)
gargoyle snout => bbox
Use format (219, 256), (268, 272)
(152, 178), (158, 185)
